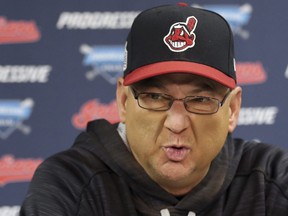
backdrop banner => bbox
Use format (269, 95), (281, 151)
(0, 0), (287, 214)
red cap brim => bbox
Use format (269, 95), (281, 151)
(124, 61), (236, 89)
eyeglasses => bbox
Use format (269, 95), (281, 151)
(130, 87), (231, 115)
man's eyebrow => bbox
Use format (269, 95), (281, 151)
(132, 78), (165, 90)
(194, 82), (216, 91)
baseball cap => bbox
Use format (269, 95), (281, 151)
(123, 3), (237, 89)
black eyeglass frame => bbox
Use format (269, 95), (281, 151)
(130, 87), (232, 115)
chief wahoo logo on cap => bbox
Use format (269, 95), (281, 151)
(163, 16), (198, 52)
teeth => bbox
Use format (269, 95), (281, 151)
(169, 40), (186, 48)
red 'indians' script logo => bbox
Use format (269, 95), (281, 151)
(72, 99), (120, 129)
(0, 155), (42, 186)
(0, 17), (41, 45)
(163, 16), (198, 52)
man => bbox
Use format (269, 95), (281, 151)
(21, 3), (288, 216)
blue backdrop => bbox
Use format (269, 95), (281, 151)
(0, 0), (287, 214)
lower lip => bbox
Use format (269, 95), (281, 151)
(163, 147), (190, 162)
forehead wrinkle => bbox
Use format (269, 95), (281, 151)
(131, 73), (227, 93)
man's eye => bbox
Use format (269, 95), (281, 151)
(148, 93), (164, 100)
(190, 97), (211, 103)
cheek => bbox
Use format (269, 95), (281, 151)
(127, 115), (155, 144)
(125, 102), (163, 157)
(193, 111), (230, 162)
(207, 105), (230, 134)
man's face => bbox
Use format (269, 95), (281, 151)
(117, 73), (241, 195)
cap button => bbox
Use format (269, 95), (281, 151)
(178, 2), (188, 7)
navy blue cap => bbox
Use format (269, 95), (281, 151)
(123, 3), (237, 88)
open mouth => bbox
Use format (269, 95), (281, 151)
(169, 40), (186, 49)
(163, 146), (190, 162)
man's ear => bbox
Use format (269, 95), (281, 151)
(228, 86), (242, 132)
(116, 77), (128, 123)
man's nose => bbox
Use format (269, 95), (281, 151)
(164, 100), (190, 133)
